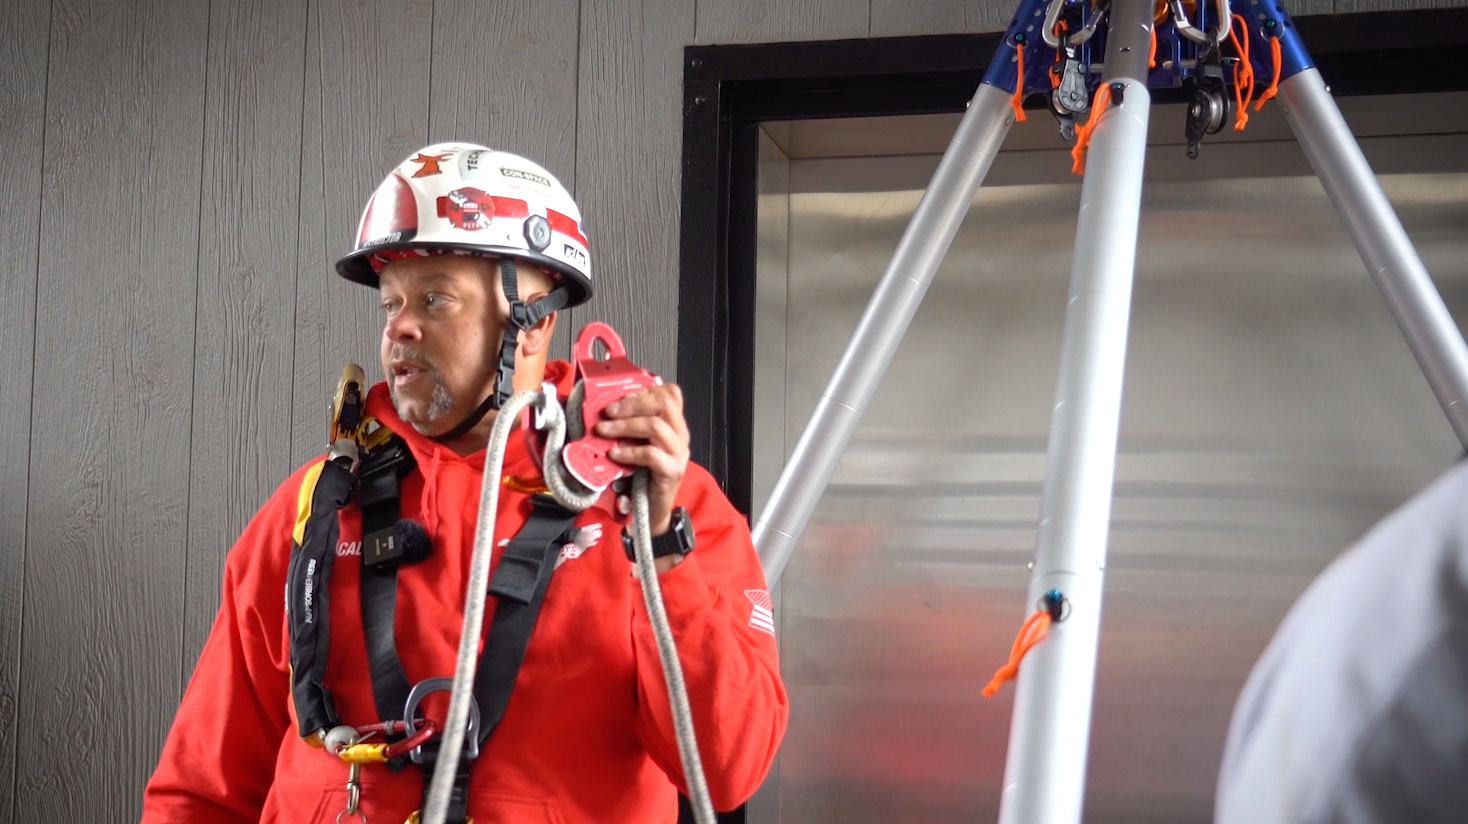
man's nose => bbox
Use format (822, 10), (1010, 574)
(385, 308), (423, 342)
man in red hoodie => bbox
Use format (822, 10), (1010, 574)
(141, 143), (788, 824)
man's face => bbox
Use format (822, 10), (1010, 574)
(378, 254), (505, 435)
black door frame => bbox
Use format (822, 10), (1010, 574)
(676, 9), (1468, 518)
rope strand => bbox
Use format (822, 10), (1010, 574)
(1070, 83), (1115, 175)
(982, 610), (1053, 697)
(1227, 13), (1256, 130)
(1010, 40), (1028, 123)
(1254, 36), (1282, 111)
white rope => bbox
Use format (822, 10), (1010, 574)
(630, 468), (716, 824)
(421, 390), (539, 824)
(421, 388), (715, 824)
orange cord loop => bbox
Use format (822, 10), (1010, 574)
(1253, 36), (1283, 111)
(1010, 40), (1028, 123)
(1226, 13), (1255, 130)
(1069, 82), (1114, 175)
(982, 609), (1052, 697)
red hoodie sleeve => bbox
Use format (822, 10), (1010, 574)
(141, 469), (303, 822)
(630, 463), (789, 811)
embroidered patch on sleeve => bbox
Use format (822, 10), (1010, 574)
(745, 589), (776, 636)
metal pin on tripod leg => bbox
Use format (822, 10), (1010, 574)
(997, 2), (1153, 823)
(753, 81), (1016, 585)
(1278, 68), (1468, 449)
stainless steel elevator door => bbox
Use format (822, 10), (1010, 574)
(752, 93), (1468, 823)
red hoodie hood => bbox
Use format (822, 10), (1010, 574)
(360, 360), (579, 534)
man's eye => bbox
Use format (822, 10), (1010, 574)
(426, 293), (447, 309)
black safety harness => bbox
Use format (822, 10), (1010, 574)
(286, 262), (575, 824)
(287, 429), (580, 823)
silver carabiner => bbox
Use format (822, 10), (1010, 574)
(1170, 0), (1229, 44)
(533, 380), (564, 432)
(1042, 0), (1067, 48)
(1043, 0), (1108, 49)
(335, 761), (368, 823)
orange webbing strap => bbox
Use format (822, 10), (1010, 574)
(1227, 13), (1256, 130)
(982, 609), (1053, 697)
(1148, 25), (1157, 69)
(1070, 82), (1115, 175)
(1253, 36), (1283, 111)
(503, 473), (551, 495)
(1011, 40), (1028, 123)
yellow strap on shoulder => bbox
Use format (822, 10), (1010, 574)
(292, 461), (327, 546)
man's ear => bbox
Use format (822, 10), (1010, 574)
(517, 307), (556, 356)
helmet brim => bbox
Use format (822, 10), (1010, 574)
(335, 242), (592, 308)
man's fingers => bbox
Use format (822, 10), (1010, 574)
(605, 384), (684, 420)
(607, 442), (683, 477)
(596, 416), (683, 451)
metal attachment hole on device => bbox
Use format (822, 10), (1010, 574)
(1038, 589), (1070, 622)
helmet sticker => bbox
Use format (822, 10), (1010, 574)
(410, 152), (448, 178)
(437, 187), (495, 231)
(500, 166), (552, 189)
(560, 243), (589, 269)
(356, 173), (419, 248)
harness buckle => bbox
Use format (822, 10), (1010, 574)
(403, 677), (482, 765)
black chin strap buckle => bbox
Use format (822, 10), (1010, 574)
(494, 257), (530, 408)
(494, 329), (520, 408)
(509, 299), (537, 330)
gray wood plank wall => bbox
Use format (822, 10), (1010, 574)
(18, 1), (209, 821)
(1, 0), (1461, 819)
(0, 0), (49, 817)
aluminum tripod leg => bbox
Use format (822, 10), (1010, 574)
(752, 82), (1016, 585)
(1277, 69), (1468, 449)
(997, 2), (1153, 823)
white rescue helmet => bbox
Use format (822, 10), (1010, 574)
(335, 142), (592, 307)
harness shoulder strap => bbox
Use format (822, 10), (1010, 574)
(415, 493), (578, 824)
(355, 435), (419, 768)
(286, 457), (358, 741)
(475, 495), (580, 744)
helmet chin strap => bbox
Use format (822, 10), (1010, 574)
(433, 256), (570, 444)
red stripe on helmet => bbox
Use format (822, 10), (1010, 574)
(546, 209), (588, 248)
(491, 196), (529, 219)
